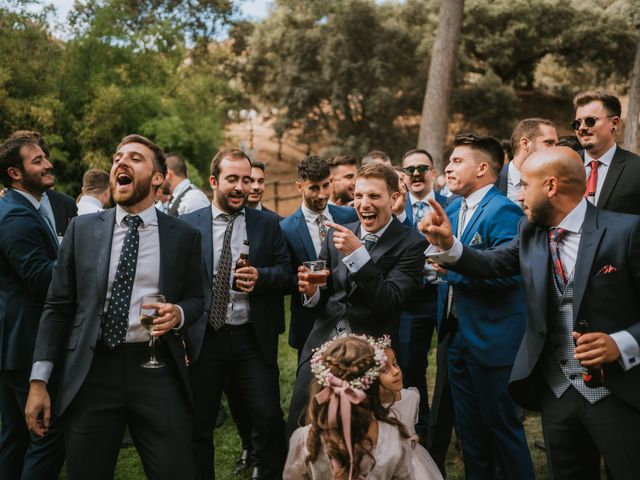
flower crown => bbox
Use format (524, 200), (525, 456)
(310, 334), (390, 392)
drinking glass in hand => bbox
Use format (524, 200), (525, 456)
(303, 260), (328, 287)
(140, 294), (166, 369)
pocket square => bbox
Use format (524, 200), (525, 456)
(470, 232), (483, 246)
(597, 264), (617, 275)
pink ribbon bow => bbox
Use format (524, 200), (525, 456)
(315, 376), (367, 480)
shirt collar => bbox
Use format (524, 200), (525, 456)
(115, 203), (157, 227)
(360, 215), (394, 240)
(254, 202), (263, 211)
(11, 188), (41, 209)
(301, 203), (330, 222)
(554, 199), (587, 234)
(172, 178), (191, 197)
(584, 143), (616, 167)
(464, 184), (494, 209)
(408, 190), (434, 206)
(508, 161), (521, 181)
(211, 203), (245, 220)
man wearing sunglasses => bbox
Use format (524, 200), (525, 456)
(572, 91), (640, 215)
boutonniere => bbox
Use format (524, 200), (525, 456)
(596, 264), (617, 275)
(470, 232), (483, 246)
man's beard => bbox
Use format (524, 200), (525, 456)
(111, 175), (152, 207)
(527, 197), (554, 227)
(22, 169), (53, 195)
(216, 190), (248, 213)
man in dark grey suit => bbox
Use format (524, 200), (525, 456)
(286, 162), (427, 436)
(25, 134), (203, 480)
(421, 146), (640, 480)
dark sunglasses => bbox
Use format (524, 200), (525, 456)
(570, 115), (614, 131)
(403, 165), (432, 175)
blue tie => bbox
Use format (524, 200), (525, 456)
(38, 205), (58, 245)
(413, 201), (427, 228)
(103, 215), (143, 348)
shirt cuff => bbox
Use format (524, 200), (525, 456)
(396, 210), (407, 223)
(424, 238), (463, 264)
(303, 288), (320, 308)
(610, 330), (640, 371)
(173, 305), (185, 330)
(342, 245), (371, 273)
(30, 361), (54, 384)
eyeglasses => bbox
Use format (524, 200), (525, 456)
(570, 115), (614, 131)
(403, 165), (432, 175)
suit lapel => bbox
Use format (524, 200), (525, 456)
(195, 208), (214, 280)
(461, 188), (496, 244)
(404, 197), (413, 226)
(294, 209), (317, 260)
(369, 218), (406, 263)
(572, 204), (604, 322)
(95, 209), (116, 303)
(246, 208), (262, 265)
(596, 146), (624, 209)
(530, 227), (550, 327)
(157, 211), (177, 296)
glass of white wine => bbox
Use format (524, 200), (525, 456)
(140, 294), (166, 369)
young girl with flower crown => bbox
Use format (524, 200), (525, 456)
(283, 335), (412, 479)
(377, 336), (443, 479)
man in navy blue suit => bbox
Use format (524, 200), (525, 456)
(280, 156), (357, 359)
(181, 149), (291, 480)
(0, 134), (64, 480)
(429, 134), (533, 479)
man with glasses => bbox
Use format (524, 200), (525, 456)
(572, 91), (640, 215)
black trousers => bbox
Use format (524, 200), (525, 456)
(225, 376), (256, 454)
(0, 369), (64, 480)
(190, 324), (286, 480)
(286, 355), (314, 439)
(540, 383), (640, 480)
(64, 342), (194, 480)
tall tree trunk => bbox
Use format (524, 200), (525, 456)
(625, 38), (640, 153)
(417, 0), (465, 173)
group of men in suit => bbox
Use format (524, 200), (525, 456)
(2, 87), (640, 480)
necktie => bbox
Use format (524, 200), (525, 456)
(103, 215), (143, 348)
(38, 205), (58, 243)
(548, 227), (568, 290)
(413, 201), (427, 228)
(316, 214), (327, 242)
(457, 200), (468, 238)
(584, 160), (601, 201)
(363, 233), (378, 251)
(209, 213), (238, 330)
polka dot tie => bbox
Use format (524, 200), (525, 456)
(208, 213), (238, 330)
(103, 215), (143, 348)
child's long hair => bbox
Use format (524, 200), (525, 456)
(304, 336), (409, 479)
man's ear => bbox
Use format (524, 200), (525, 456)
(209, 175), (218, 190)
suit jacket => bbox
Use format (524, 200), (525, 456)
(299, 217), (428, 363)
(32, 208), (204, 415)
(496, 163), (508, 195)
(581, 146), (640, 215)
(0, 189), (58, 370)
(280, 204), (358, 349)
(46, 188), (78, 236)
(181, 206), (292, 366)
(451, 202), (640, 411)
(438, 186), (526, 367)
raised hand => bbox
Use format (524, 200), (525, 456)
(418, 198), (455, 250)
(325, 221), (362, 255)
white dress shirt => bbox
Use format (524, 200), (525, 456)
(425, 198), (639, 371)
(168, 179), (210, 215)
(211, 204), (250, 325)
(457, 184), (494, 236)
(301, 203), (334, 256)
(584, 144), (616, 205)
(507, 161), (523, 206)
(76, 195), (104, 215)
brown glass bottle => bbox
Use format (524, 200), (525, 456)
(232, 240), (250, 291)
(576, 320), (604, 388)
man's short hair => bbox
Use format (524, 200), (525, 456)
(361, 150), (391, 166)
(573, 90), (621, 117)
(210, 148), (251, 178)
(326, 155), (357, 171)
(297, 155), (330, 182)
(165, 153), (188, 178)
(401, 148), (434, 166)
(117, 134), (167, 177)
(0, 135), (39, 187)
(453, 132), (504, 176)
(500, 140), (513, 161)
(82, 168), (110, 194)
(251, 160), (266, 172)
(556, 135), (582, 152)
(510, 118), (556, 155)
(357, 163), (399, 195)
(6, 130), (50, 157)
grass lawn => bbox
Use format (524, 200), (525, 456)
(60, 299), (552, 479)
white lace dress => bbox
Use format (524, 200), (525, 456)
(284, 421), (412, 479)
(386, 387), (443, 480)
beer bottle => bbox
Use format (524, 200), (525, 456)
(576, 320), (604, 388)
(232, 240), (250, 292)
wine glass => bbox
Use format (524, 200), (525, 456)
(140, 294), (166, 369)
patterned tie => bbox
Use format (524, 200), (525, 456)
(413, 201), (427, 228)
(363, 233), (378, 251)
(548, 228), (568, 290)
(584, 160), (600, 201)
(208, 213), (238, 330)
(316, 214), (327, 242)
(103, 215), (143, 348)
